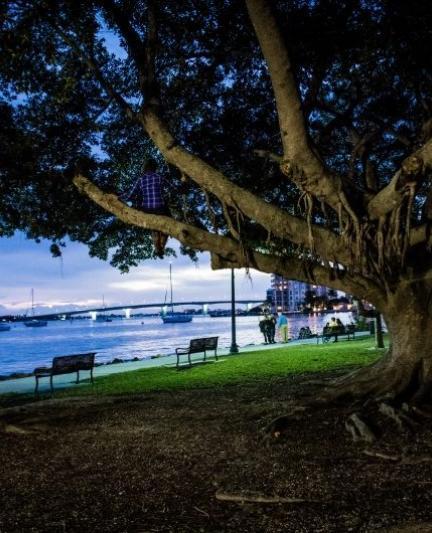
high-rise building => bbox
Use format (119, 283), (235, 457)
(311, 284), (329, 299)
(266, 275), (330, 312)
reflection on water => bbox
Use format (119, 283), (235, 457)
(0, 312), (354, 375)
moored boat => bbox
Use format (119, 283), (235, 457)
(161, 264), (193, 324)
(24, 319), (48, 328)
(0, 323), (11, 332)
(162, 312), (192, 324)
(24, 289), (48, 327)
(96, 295), (113, 322)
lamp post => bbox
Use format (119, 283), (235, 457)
(375, 313), (384, 349)
(229, 268), (239, 354)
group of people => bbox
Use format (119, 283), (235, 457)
(260, 313), (353, 345)
(324, 316), (345, 342)
(259, 311), (289, 344)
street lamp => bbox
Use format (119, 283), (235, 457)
(229, 268), (239, 354)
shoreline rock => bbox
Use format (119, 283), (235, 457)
(0, 353), (174, 380)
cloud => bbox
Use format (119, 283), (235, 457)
(0, 234), (271, 313)
(109, 279), (168, 292)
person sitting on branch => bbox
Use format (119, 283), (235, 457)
(122, 158), (170, 258)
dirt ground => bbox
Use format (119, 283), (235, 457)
(1, 371), (432, 533)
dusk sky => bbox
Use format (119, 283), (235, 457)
(0, 233), (271, 315)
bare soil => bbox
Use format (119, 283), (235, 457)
(1, 371), (432, 533)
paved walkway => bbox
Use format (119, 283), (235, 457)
(0, 331), (372, 396)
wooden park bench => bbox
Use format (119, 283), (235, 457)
(34, 352), (96, 393)
(345, 324), (356, 340)
(175, 337), (219, 368)
(317, 326), (335, 344)
(316, 324), (356, 344)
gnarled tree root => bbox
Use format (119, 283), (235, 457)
(215, 491), (315, 504)
(345, 413), (377, 443)
(378, 402), (418, 431)
(264, 353), (432, 445)
(316, 354), (432, 405)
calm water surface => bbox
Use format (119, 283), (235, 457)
(0, 312), (354, 375)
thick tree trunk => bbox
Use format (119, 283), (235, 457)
(323, 284), (432, 404)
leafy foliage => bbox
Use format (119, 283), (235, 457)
(1, 0), (431, 265)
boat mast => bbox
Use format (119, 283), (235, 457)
(169, 263), (174, 313)
(31, 288), (34, 317)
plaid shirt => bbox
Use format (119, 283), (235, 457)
(123, 172), (165, 211)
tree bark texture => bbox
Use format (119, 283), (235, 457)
(323, 283), (432, 403)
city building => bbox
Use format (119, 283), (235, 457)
(266, 275), (331, 313)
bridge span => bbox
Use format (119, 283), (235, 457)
(20, 299), (266, 321)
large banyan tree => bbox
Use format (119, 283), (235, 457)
(1, 0), (432, 402)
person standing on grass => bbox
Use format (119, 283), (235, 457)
(259, 313), (270, 344)
(267, 313), (277, 344)
(277, 312), (289, 343)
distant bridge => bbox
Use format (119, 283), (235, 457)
(16, 299), (266, 321)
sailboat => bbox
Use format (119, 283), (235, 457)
(96, 295), (113, 322)
(161, 264), (193, 324)
(24, 289), (48, 327)
(0, 322), (11, 332)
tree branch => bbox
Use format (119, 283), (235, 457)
(139, 109), (352, 266)
(245, 0), (347, 213)
(73, 175), (383, 303)
(52, 24), (137, 121)
(367, 139), (432, 220)
(245, 0), (309, 158)
(211, 246), (385, 306)
(96, 0), (147, 90)
(97, 0), (159, 100)
(73, 174), (240, 257)
(253, 149), (282, 164)
(92, 0), (357, 264)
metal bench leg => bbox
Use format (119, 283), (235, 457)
(35, 376), (39, 394)
(50, 374), (54, 394)
(90, 367), (94, 384)
(76, 370), (80, 384)
(215, 349), (218, 361)
(203, 350), (207, 361)
(176, 354), (180, 368)
(188, 353), (192, 367)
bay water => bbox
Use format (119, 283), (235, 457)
(0, 312), (354, 375)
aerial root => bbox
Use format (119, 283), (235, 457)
(338, 190), (361, 256)
(401, 182), (416, 263)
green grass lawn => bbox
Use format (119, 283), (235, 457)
(0, 337), (384, 407)
(55, 336), (382, 398)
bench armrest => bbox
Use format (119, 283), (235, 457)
(176, 347), (190, 355)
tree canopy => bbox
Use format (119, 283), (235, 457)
(2, 0), (432, 400)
